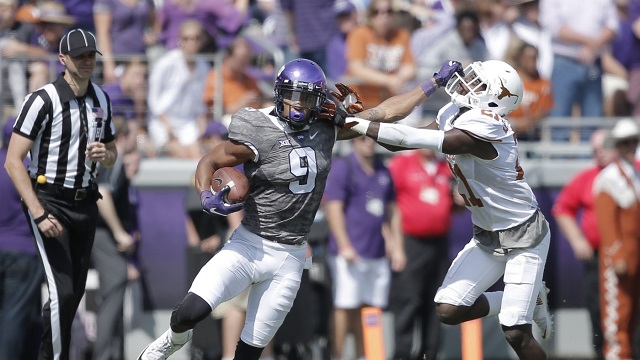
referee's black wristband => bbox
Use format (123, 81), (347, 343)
(33, 210), (49, 225)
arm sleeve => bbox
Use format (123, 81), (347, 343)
(377, 123), (444, 151)
(348, 119), (444, 151)
(13, 90), (50, 140)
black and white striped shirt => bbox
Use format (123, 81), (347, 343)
(13, 74), (115, 189)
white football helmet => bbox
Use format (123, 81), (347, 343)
(444, 60), (523, 116)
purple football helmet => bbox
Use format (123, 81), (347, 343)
(274, 59), (327, 129)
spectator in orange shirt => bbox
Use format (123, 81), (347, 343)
(508, 41), (553, 141)
(202, 37), (264, 119)
(345, 0), (416, 109)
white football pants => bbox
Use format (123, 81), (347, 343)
(189, 225), (307, 347)
(434, 230), (550, 326)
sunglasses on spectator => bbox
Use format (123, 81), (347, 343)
(372, 8), (393, 16)
(180, 35), (201, 42)
(617, 138), (639, 146)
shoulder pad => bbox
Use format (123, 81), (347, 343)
(228, 107), (270, 143)
(453, 108), (513, 142)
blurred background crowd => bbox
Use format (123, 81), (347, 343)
(1, 0), (640, 359)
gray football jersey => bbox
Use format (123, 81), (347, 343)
(229, 106), (337, 244)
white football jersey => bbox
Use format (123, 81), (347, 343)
(437, 103), (538, 231)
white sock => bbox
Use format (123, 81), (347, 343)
(484, 291), (503, 317)
(170, 329), (190, 344)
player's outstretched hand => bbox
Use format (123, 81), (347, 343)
(200, 187), (244, 216)
(330, 83), (364, 114)
(433, 60), (464, 87)
(319, 99), (350, 128)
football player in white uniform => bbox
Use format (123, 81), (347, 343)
(329, 60), (553, 359)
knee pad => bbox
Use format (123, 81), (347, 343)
(498, 305), (524, 327)
(233, 339), (264, 360)
(170, 292), (212, 333)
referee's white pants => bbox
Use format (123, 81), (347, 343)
(189, 225), (307, 347)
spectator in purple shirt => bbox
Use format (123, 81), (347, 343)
(93, 0), (157, 84)
(324, 135), (404, 360)
(325, 0), (359, 82)
(624, 0), (640, 117)
(600, 0), (633, 117)
(157, 0), (248, 53)
(102, 59), (147, 155)
(281, 0), (339, 69)
(103, 77), (135, 122)
(0, 117), (44, 360)
(58, 0), (95, 32)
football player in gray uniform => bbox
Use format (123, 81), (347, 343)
(137, 58), (462, 360)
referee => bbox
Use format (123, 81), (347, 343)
(4, 29), (117, 360)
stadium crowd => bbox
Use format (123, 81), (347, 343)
(1, 0), (640, 359)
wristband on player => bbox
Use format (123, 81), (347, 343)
(420, 78), (438, 97)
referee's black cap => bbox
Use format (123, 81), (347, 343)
(59, 29), (102, 57)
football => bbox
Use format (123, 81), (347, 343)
(211, 167), (250, 204)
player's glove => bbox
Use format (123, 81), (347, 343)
(200, 187), (244, 216)
(319, 99), (350, 128)
(420, 60), (464, 96)
(330, 83), (364, 114)
(434, 60), (464, 87)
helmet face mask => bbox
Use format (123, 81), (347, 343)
(446, 67), (486, 98)
(445, 60), (523, 117)
(274, 59), (327, 130)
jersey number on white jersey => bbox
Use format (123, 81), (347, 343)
(449, 137), (525, 208)
(451, 164), (484, 207)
